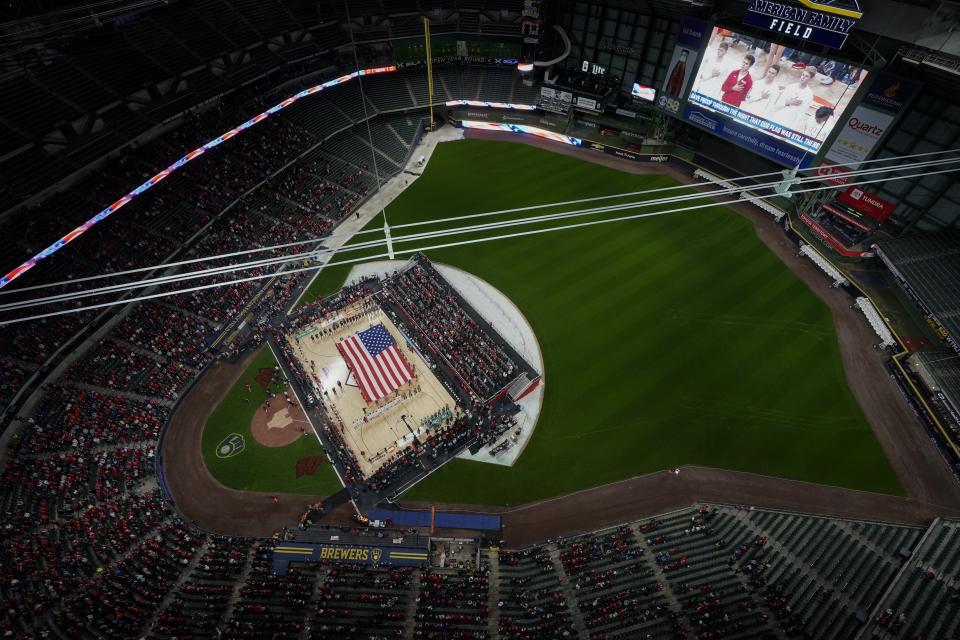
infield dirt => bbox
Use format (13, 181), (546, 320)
(249, 387), (310, 447)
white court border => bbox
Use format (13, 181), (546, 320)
(344, 259), (544, 467)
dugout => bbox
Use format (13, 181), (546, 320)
(272, 529), (430, 575)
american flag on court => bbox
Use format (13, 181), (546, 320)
(337, 323), (414, 402)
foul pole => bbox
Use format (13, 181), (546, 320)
(424, 17), (434, 129)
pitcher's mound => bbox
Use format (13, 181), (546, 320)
(250, 386), (311, 447)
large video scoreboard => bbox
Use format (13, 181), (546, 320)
(681, 25), (867, 167)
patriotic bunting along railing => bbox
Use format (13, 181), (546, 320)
(0, 66), (398, 291)
(444, 99), (537, 111)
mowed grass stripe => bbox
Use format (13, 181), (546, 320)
(299, 139), (903, 504)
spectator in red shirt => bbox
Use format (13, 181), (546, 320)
(721, 54), (756, 107)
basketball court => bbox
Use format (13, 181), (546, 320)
(285, 298), (459, 478)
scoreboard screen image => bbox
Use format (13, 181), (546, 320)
(684, 26), (867, 164)
(631, 83), (656, 102)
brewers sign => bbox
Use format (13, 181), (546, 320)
(743, 0), (862, 48)
(272, 541), (429, 574)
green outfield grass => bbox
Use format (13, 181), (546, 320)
(201, 346), (343, 495)
(299, 138), (904, 505)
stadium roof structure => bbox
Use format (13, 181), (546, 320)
(914, 350), (960, 430)
(876, 229), (960, 355)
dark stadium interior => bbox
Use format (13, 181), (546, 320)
(1, 0), (960, 638)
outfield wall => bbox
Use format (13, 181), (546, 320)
(452, 116), (678, 165)
(448, 107), (672, 161)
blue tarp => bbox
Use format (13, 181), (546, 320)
(436, 512), (501, 531)
(368, 508), (431, 527)
(368, 508), (501, 531)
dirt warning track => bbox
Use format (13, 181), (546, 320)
(162, 353), (330, 537)
(162, 130), (960, 542)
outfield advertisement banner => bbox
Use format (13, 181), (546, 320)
(458, 120), (670, 163)
(575, 96), (600, 112)
(837, 186), (895, 222)
(823, 105), (894, 166)
(682, 104), (814, 167)
(813, 160), (852, 185)
(539, 87), (573, 114)
(446, 100), (537, 111)
(656, 18), (706, 116)
(862, 71), (918, 114)
(814, 71), (916, 185)
(583, 141), (670, 163)
(800, 212), (864, 256)
(459, 120), (582, 145)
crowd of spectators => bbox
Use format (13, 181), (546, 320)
(0, 155), (333, 640)
(0, 315), (85, 366)
(0, 360), (28, 409)
(15, 385), (167, 454)
(64, 341), (194, 400)
(385, 259), (518, 400)
(248, 188), (336, 239)
(114, 303), (212, 368)
(422, 410), (513, 463)
(152, 534), (252, 638)
(554, 524), (679, 638)
(54, 517), (200, 639)
(415, 569), (491, 639)
(365, 447), (419, 493)
(311, 564), (414, 638)
(498, 546), (576, 639)
(0, 52), (386, 388)
(222, 543), (314, 639)
(81, 219), (179, 277)
(2, 491), (175, 634)
(0, 475), (947, 640)
(226, 114), (309, 176)
(166, 278), (258, 327)
(288, 278), (377, 331)
(275, 158), (366, 221)
(0, 444), (153, 526)
(0, 288), (195, 637)
(320, 419), (364, 486)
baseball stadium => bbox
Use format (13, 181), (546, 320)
(1, 0), (960, 637)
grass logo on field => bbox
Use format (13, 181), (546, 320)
(216, 433), (245, 458)
(295, 456), (326, 478)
